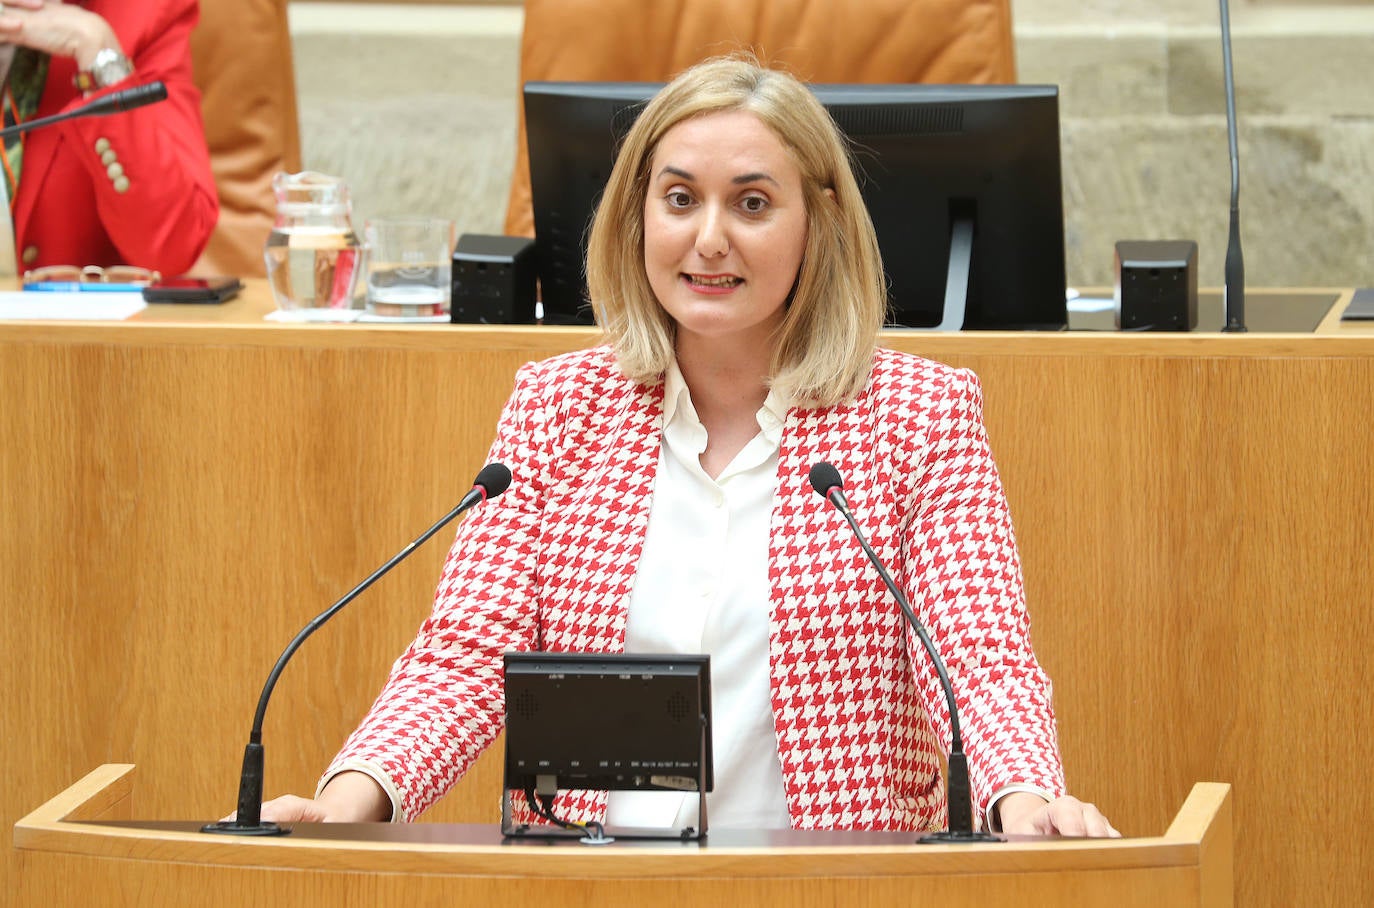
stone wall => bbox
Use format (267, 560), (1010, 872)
(289, 1), (1373, 289)
(1018, 1), (1374, 288)
(289, 6), (522, 236)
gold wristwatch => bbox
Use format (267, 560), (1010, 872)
(74, 47), (134, 92)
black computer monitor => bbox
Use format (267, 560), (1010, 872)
(502, 651), (713, 840)
(503, 651), (713, 795)
(524, 81), (1067, 330)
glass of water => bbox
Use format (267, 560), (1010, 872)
(364, 218), (456, 317)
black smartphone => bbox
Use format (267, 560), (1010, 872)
(142, 276), (242, 304)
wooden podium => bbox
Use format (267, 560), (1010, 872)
(14, 764), (1232, 907)
(11, 284), (1360, 904)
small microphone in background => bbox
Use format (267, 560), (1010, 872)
(1218, 0), (1246, 332)
(80, 80), (169, 115)
(0, 80), (169, 141)
(201, 462), (512, 836)
(808, 462), (997, 843)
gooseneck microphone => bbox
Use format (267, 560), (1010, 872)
(1219, 0), (1246, 332)
(808, 462), (997, 843)
(0, 81), (169, 141)
(201, 462), (512, 836)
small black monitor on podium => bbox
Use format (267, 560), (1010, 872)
(502, 652), (714, 842)
(524, 80), (1067, 330)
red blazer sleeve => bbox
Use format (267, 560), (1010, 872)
(903, 367), (1066, 810)
(13, 0), (218, 276)
(325, 363), (553, 822)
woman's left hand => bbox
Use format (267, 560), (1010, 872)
(0, 1), (122, 70)
(996, 791), (1121, 837)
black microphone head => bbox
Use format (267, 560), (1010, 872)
(474, 462), (512, 499)
(83, 81), (170, 116)
(808, 462), (843, 499)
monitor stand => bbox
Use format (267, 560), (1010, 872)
(935, 213), (974, 331)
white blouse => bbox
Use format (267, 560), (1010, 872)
(605, 362), (793, 831)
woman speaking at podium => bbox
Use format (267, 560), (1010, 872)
(259, 56), (1117, 839)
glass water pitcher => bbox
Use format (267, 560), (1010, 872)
(264, 171), (363, 312)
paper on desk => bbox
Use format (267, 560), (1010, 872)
(0, 290), (147, 321)
(356, 312), (450, 323)
(265, 308), (450, 324)
(264, 308), (362, 323)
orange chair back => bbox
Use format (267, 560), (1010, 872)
(505, 0), (1017, 236)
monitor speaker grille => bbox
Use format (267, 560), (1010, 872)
(511, 687), (539, 721)
(611, 102), (648, 141)
(834, 104), (964, 137)
(666, 690), (690, 723)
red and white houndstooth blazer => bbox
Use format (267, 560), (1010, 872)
(327, 345), (1066, 828)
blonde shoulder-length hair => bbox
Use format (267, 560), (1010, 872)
(584, 56), (887, 408)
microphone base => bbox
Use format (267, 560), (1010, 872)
(199, 820), (291, 836)
(917, 828), (1001, 845)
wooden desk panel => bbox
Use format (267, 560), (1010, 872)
(3, 283), (1369, 906)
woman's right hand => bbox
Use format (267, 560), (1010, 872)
(226, 771), (394, 824)
(257, 794), (340, 824)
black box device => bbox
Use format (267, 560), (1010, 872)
(1115, 240), (1198, 331)
(451, 234), (537, 324)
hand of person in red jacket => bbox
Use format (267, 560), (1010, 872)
(0, 0), (124, 76)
